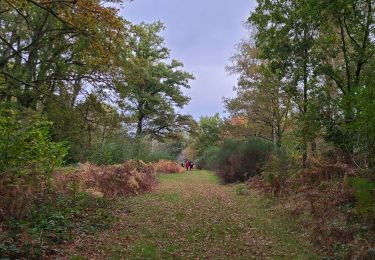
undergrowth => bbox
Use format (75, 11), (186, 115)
(0, 160), (158, 259)
(153, 160), (184, 174)
(0, 193), (116, 259)
(248, 159), (375, 259)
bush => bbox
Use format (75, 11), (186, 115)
(88, 136), (149, 165)
(347, 177), (375, 220)
(0, 106), (67, 219)
(235, 183), (250, 195)
(88, 137), (178, 165)
(262, 149), (291, 194)
(54, 160), (156, 198)
(0, 193), (115, 259)
(195, 146), (220, 170)
(152, 160), (184, 174)
(215, 137), (275, 183)
(146, 152), (175, 163)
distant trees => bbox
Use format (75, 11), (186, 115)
(193, 114), (223, 157)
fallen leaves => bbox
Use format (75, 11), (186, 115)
(53, 170), (318, 259)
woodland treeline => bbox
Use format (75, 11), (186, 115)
(0, 1), (197, 257)
(191, 0), (374, 178)
(0, 0), (196, 167)
(187, 1), (374, 257)
(1, 0), (375, 258)
(225, 0), (375, 168)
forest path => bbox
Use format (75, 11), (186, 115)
(65, 171), (317, 259)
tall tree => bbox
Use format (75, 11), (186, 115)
(0, 0), (127, 109)
(249, 0), (322, 166)
(226, 36), (292, 147)
(315, 0), (374, 159)
(117, 22), (195, 139)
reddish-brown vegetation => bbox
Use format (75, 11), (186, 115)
(0, 174), (46, 220)
(152, 160), (184, 174)
(248, 162), (375, 259)
(55, 160), (157, 198)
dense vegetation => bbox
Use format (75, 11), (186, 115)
(0, 0), (374, 258)
(188, 0), (375, 257)
(0, 0), (194, 257)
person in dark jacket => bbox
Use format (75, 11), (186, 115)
(189, 161), (194, 171)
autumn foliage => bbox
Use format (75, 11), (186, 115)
(248, 160), (375, 259)
(153, 160), (184, 174)
(55, 160), (156, 198)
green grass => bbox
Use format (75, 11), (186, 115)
(158, 170), (220, 184)
(62, 170), (319, 259)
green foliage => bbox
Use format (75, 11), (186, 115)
(195, 146), (220, 170)
(119, 22), (194, 138)
(261, 150), (292, 193)
(235, 183), (250, 195)
(88, 136), (136, 165)
(0, 193), (115, 258)
(194, 114), (223, 157)
(215, 137), (275, 183)
(145, 152), (175, 163)
(87, 135), (178, 165)
(347, 177), (375, 219)
(0, 105), (68, 221)
(87, 134), (183, 165)
(0, 105), (67, 180)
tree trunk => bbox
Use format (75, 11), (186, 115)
(302, 28), (309, 169)
(136, 103), (145, 135)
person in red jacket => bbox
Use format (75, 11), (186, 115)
(185, 161), (190, 171)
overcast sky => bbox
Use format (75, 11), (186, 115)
(121, 0), (257, 120)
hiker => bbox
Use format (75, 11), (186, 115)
(181, 162), (184, 168)
(189, 161), (194, 171)
(185, 161), (190, 171)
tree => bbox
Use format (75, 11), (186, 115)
(0, 0), (127, 108)
(225, 36), (292, 147)
(248, 0), (324, 167)
(0, 0), (130, 162)
(315, 0), (374, 160)
(194, 113), (223, 157)
(117, 22), (195, 139)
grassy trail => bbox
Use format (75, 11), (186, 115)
(65, 171), (317, 259)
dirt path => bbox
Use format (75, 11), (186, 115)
(64, 171), (317, 259)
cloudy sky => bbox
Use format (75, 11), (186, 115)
(121, 0), (257, 119)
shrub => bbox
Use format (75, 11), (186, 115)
(347, 177), (375, 220)
(195, 146), (220, 170)
(0, 193), (115, 259)
(146, 152), (175, 163)
(215, 137), (275, 183)
(235, 183), (250, 195)
(262, 149), (291, 194)
(0, 106), (67, 220)
(54, 160), (156, 198)
(152, 160), (184, 174)
(88, 136), (150, 165)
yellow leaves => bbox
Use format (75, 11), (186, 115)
(6, 0), (128, 68)
(58, 0), (128, 67)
